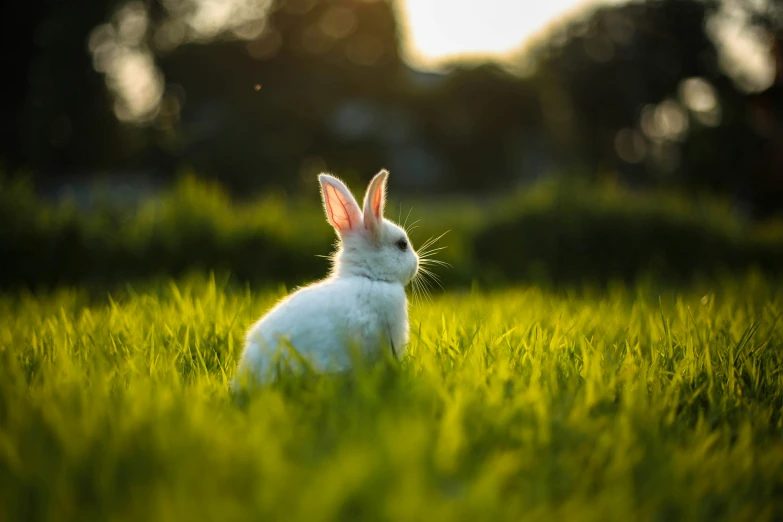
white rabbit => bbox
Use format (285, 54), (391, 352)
(235, 169), (419, 384)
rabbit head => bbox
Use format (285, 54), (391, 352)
(319, 170), (418, 286)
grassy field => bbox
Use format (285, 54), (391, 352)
(1, 274), (782, 521)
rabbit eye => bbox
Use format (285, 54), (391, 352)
(396, 238), (408, 251)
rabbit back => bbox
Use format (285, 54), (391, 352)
(238, 276), (408, 381)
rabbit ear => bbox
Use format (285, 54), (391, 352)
(319, 174), (362, 234)
(362, 169), (388, 237)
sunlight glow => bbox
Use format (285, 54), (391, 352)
(398, 0), (774, 93)
(399, 0), (604, 67)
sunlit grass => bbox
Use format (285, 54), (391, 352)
(1, 274), (782, 521)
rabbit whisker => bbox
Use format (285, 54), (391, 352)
(402, 207), (414, 231)
(420, 258), (452, 268)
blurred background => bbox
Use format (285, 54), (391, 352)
(2, 0), (783, 289)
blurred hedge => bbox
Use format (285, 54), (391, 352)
(474, 180), (783, 285)
(0, 176), (333, 289)
(1, 175), (782, 290)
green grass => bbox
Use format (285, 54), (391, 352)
(1, 274), (783, 521)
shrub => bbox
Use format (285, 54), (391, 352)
(0, 176), (332, 289)
(473, 179), (783, 285)
(1, 175), (781, 289)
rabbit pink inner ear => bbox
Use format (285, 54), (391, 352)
(324, 185), (355, 231)
(320, 175), (361, 233)
(371, 185), (383, 218)
(363, 170), (388, 233)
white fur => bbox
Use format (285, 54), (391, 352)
(235, 170), (418, 384)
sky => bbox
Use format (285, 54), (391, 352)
(398, 0), (621, 68)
